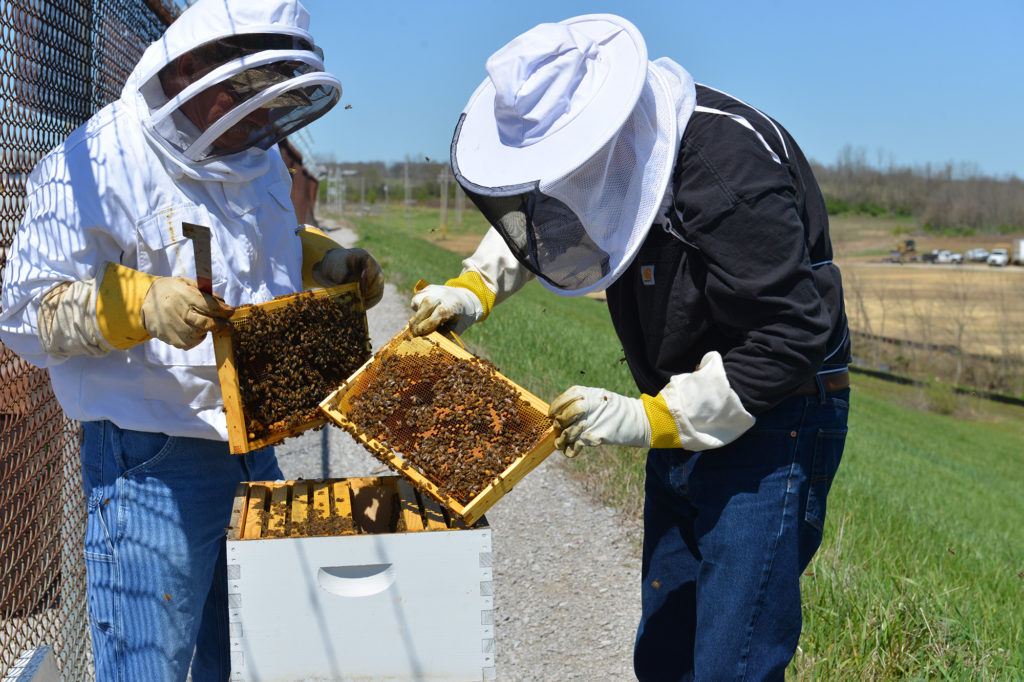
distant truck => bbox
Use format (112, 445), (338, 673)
(1014, 238), (1024, 265)
(964, 247), (990, 262)
(987, 248), (1010, 267)
(924, 249), (963, 264)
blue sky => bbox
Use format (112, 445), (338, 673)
(299, 0), (1023, 179)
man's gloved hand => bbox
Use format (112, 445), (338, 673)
(312, 247), (385, 308)
(548, 386), (652, 458)
(140, 277), (234, 350)
(409, 284), (485, 337)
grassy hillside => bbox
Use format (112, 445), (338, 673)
(345, 208), (1024, 679)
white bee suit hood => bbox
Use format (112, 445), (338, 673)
(0, 0), (342, 441)
(124, 0), (340, 182)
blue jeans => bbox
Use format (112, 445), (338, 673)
(634, 389), (850, 681)
(80, 421), (282, 682)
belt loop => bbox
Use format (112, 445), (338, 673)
(815, 374), (827, 404)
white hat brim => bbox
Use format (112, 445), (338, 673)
(454, 14), (648, 187)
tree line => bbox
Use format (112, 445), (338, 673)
(812, 146), (1024, 234)
(318, 150), (1024, 235)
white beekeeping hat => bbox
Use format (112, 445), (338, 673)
(451, 14), (678, 296)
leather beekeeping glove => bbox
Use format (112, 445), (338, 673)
(37, 263), (233, 357)
(548, 386), (652, 458)
(297, 225), (384, 308)
(548, 352), (758, 458)
(409, 227), (535, 337)
(312, 247), (385, 308)
(409, 276), (488, 337)
(139, 276), (234, 349)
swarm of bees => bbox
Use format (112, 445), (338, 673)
(345, 347), (551, 505)
(232, 291), (370, 441)
(258, 499), (363, 537)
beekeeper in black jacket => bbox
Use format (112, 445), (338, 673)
(409, 13), (851, 681)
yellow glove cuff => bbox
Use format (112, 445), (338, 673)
(96, 262), (156, 350)
(641, 393), (683, 449)
(444, 270), (495, 321)
(297, 225), (342, 288)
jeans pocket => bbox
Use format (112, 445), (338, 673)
(804, 427), (847, 531)
(117, 428), (176, 474)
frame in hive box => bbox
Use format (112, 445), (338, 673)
(226, 477), (494, 681)
(319, 330), (556, 527)
(213, 283), (370, 454)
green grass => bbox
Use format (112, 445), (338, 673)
(355, 202), (492, 243)
(342, 207), (1024, 680)
(792, 373), (1024, 679)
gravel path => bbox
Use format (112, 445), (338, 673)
(274, 223), (641, 681)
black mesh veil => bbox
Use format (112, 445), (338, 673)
(450, 114), (610, 291)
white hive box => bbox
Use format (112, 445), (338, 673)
(226, 477), (494, 681)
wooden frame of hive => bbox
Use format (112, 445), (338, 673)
(319, 330), (556, 526)
(214, 282), (368, 455)
(227, 476), (477, 541)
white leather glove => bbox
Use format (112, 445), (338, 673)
(141, 277), (234, 350)
(312, 247), (385, 308)
(409, 284), (485, 337)
(548, 386), (652, 458)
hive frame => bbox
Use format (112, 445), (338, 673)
(214, 282), (367, 454)
(320, 330), (556, 526)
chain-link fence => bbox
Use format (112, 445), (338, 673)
(0, 1), (178, 678)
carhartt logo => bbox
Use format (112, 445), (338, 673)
(641, 265), (655, 286)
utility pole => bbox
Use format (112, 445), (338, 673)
(404, 157), (411, 236)
(455, 182), (464, 227)
(438, 166), (449, 240)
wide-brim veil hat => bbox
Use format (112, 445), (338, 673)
(452, 13), (678, 296)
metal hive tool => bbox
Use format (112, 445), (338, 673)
(320, 330), (556, 526)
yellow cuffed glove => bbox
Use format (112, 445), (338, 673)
(298, 225), (384, 308)
(313, 248), (384, 308)
(97, 263), (233, 350)
(140, 276), (234, 349)
(408, 271), (495, 337)
(547, 386), (682, 458)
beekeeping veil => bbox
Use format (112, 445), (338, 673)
(127, 0), (340, 172)
(452, 14), (693, 296)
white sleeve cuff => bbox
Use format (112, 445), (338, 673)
(37, 279), (115, 359)
(660, 351), (755, 451)
(461, 227), (534, 304)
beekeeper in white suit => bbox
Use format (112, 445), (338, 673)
(0, 0), (382, 678)
(411, 14), (851, 681)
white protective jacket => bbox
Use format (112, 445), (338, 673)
(0, 0), (329, 440)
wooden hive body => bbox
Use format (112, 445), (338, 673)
(226, 477), (494, 681)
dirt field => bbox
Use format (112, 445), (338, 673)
(831, 216), (1024, 358)
(840, 261), (1023, 357)
(427, 218), (1024, 359)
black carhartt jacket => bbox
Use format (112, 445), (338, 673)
(606, 84), (850, 415)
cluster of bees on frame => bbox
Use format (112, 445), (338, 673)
(233, 291), (371, 440)
(345, 346), (552, 505)
(256, 488), (401, 538)
(258, 498), (357, 538)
